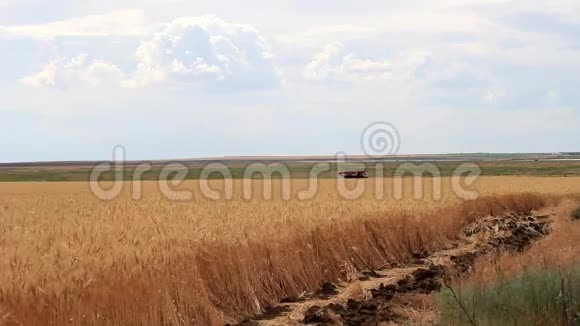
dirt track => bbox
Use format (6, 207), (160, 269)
(235, 210), (553, 326)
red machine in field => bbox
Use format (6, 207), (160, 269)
(337, 170), (368, 178)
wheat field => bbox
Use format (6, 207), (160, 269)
(0, 176), (579, 325)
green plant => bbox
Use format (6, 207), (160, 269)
(434, 267), (580, 326)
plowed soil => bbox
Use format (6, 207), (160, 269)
(236, 211), (553, 326)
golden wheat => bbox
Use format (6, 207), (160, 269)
(0, 177), (579, 325)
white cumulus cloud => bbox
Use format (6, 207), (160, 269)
(19, 54), (125, 89)
(304, 42), (430, 82)
(128, 16), (280, 90)
(17, 15), (281, 91)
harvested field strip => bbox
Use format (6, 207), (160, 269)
(0, 193), (560, 325)
(198, 194), (552, 322)
(436, 201), (580, 326)
(239, 208), (555, 325)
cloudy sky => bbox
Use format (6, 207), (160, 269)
(1, 0), (579, 162)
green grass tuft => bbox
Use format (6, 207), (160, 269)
(434, 267), (580, 325)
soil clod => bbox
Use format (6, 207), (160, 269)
(358, 269), (381, 281)
(315, 282), (339, 299)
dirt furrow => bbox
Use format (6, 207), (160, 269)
(235, 211), (552, 326)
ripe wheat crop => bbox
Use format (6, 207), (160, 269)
(0, 177), (579, 325)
